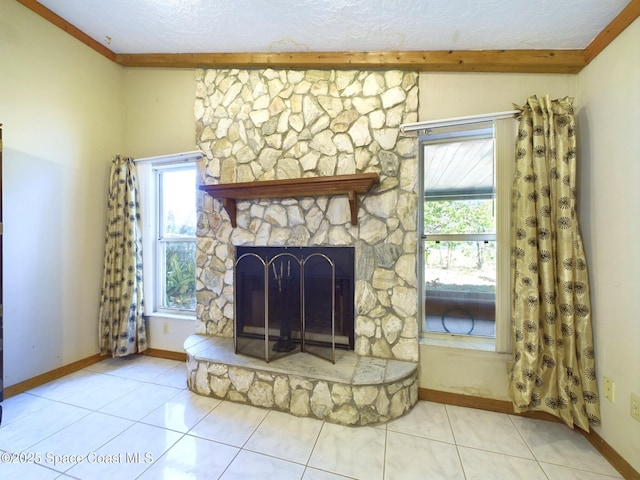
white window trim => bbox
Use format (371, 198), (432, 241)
(415, 115), (515, 354)
(136, 151), (203, 319)
(400, 110), (519, 133)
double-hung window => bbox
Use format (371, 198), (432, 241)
(137, 153), (200, 317)
(155, 165), (197, 313)
(418, 117), (515, 352)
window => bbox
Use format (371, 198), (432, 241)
(137, 153), (200, 317)
(418, 118), (514, 352)
(156, 165), (197, 312)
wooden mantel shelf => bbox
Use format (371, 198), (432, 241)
(199, 173), (380, 227)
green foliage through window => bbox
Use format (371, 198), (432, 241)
(424, 199), (494, 235)
(164, 242), (196, 310)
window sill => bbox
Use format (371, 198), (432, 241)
(419, 333), (495, 352)
(145, 312), (196, 321)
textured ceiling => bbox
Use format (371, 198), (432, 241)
(35, 0), (631, 54)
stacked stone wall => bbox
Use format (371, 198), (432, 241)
(194, 68), (419, 362)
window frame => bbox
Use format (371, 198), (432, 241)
(418, 118), (514, 353)
(136, 152), (201, 320)
(154, 164), (197, 315)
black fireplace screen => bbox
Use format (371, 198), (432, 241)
(234, 246), (354, 363)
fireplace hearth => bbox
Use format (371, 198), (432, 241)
(235, 246), (354, 363)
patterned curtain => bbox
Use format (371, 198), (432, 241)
(98, 155), (147, 357)
(508, 96), (600, 431)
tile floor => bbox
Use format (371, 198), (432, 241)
(0, 355), (623, 479)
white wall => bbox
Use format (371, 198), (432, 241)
(419, 72), (577, 120)
(0, 1), (124, 385)
(577, 18), (640, 473)
(122, 68), (198, 351)
(417, 72), (577, 400)
(1, 15), (200, 375)
(123, 68), (197, 158)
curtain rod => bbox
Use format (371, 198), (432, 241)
(133, 150), (205, 164)
(400, 110), (519, 133)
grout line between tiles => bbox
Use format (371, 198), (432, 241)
(2, 356), (620, 480)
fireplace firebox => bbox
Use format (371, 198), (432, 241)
(234, 246), (354, 363)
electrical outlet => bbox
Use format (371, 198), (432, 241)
(603, 377), (615, 403)
(162, 322), (169, 335)
(631, 393), (640, 422)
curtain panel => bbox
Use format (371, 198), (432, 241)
(508, 96), (600, 431)
(98, 155), (147, 357)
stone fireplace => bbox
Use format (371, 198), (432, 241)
(186, 67), (420, 425)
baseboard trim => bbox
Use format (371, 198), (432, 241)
(3, 353), (105, 400)
(586, 430), (640, 480)
(141, 348), (187, 362)
(2, 349), (187, 401)
(419, 388), (561, 422)
(419, 388), (639, 480)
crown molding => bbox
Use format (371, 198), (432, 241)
(15, 0), (640, 73)
(114, 49), (586, 73)
(584, 0), (640, 64)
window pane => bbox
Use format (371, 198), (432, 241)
(424, 240), (496, 337)
(162, 241), (196, 310)
(160, 169), (196, 238)
(424, 199), (495, 235)
(423, 136), (494, 199)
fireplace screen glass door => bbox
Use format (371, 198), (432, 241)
(235, 246), (354, 363)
